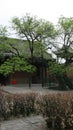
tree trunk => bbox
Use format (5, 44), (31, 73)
(41, 66), (44, 87)
(28, 74), (31, 88)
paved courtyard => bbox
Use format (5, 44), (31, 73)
(1, 84), (61, 94)
(0, 115), (48, 130)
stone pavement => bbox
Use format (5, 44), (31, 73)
(1, 84), (60, 94)
(0, 115), (49, 130)
(2, 84), (73, 95)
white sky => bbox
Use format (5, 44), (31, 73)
(0, 0), (73, 26)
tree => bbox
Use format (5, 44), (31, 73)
(11, 14), (56, 59)
(0, 56), (36, 87)
(0, 25), (11, 85)
(0, 25), (8, 37)
(0, 25), (8, 58)
(0, 24), (37, 86)
(11, 14), (56, 86)
(55, 16), (73, 65)
(49, 16), (73, 90)
(0, 35), (38, 86)
(0, 57), (36, 75)
(48, 61), (73, 90)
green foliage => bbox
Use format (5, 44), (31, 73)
(0, 57), (36, 76)
(12, 14), (39, 36)
(58, 16), (73, 33)
(0, 25), (8, 37)
(0, 25), (8, 58)
(48, 61), (66, 75)
(55, 16), (73, 65)
(11, 14), (57, 57)
(0, 61), (13, 75)
(67, 63), (73, 73)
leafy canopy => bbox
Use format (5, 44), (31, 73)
(0, 57), (36, 76)
(11, 14), (57, 57)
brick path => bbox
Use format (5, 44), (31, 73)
(0, 116), (48, 130)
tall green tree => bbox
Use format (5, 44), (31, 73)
(49, 17), (73, 90)
(0, 56), (36, 87)
(11, 14), (57, 86)
(48, 61), (73, 90)
(55, 16), (73, 65)
(11, 14), (56, 60)
(0, 25), (36, 86)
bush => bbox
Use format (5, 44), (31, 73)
(0, 89), (37, 120)
(13, 93), (37, 117)
(0, 89), (73, 130)
(35, 92), (73, 130)
(0, 89), (13, 120)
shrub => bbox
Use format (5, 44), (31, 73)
(13, 93), (37, 117)
(0, 89), (37, 120)
(35, 92), (73, 130)
(0, 90), (14, 120)
(0, 88), (73, 130)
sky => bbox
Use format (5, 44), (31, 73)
(0, 0), (73, 27)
